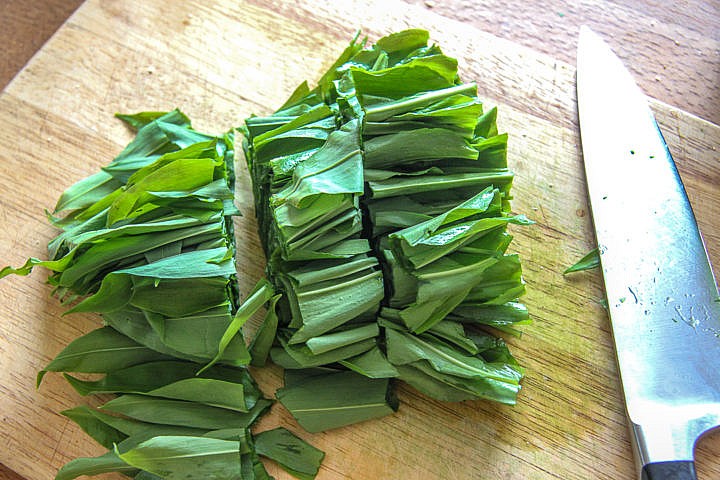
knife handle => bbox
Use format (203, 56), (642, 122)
(641, 461), (696, 480)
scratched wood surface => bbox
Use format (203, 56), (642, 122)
(0, 1), (718, 479)
(405, 0), (720, 126)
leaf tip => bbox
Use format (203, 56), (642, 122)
(36, 370), (47, 389)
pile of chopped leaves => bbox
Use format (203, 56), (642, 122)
(2, 111), (322, 479)
(1, 28), (530, 479)
(243, 28), (531, 432)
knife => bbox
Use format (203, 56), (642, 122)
(576, 26), (720, 480)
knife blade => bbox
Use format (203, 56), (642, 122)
(576, 26), (720, 480)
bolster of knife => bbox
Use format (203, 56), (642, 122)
(641, 460), (697, 480)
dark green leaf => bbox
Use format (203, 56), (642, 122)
(276, 370), (397, 432)
(146, 378), (249, 412)
(339, 346), (399, 378)
(564, 247), (600, 274)
(272, 336), (376, 370)
(62, 405), (155, 439)
(254, 428), (325, 480)
(54, 171), (123, 213)
(249, 294), (281, 367)
(101, 395), (272, 430)
(115, 110), (191, 132)
(350, 55), (458, 98)
(385, 327), (521, 383)
(304, 322), (379, 355)
(199, 279), (274, 374)
(67, 360), (261, 409)
(363, 128), (478, 170)
(38, 327), (171, 386)
(117, 436), (243, 479)
(102, 307), (213, 363)
(55, 451), (137, 480)
(61, 406), (130, 449)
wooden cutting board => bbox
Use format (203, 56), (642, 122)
(0, 1), (718, 479)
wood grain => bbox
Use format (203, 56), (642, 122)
(0, 0), (83, 90)
(0, 1), (717, 479)
(0, 465), (24, 480)
(404, 0), (720, 125)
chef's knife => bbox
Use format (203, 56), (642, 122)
(576, 26), (720, 480)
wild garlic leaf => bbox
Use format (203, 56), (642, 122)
(276, 370), (397, 433)
(115, 109), (191, 132)
(350, 55), (459, 98)
(37, 327), (171, 386)
(363, 83), (478, 123)
(273, 335), (376, 370)
(56, 223), (226, 293)
(105, 121), (213, 183)
(304, 322), (379, 355)
(54, 450), (137, 480)
(392, 364), (476, 402)
(272, 120), (364, 209)
(60, 406), (131, 450)
(69, 359), (261, 406)
(248, 294), (281, 367)
(564, 247), (601, 274)
(409, 360), (522, 405)
(383, 325), (523, 404)
(102, 307), (213, 363)
(144, 378), (250, 412)
(339, 346), (399, 379)
(101, 395), (272, 430)
(363, 128), (478, 169)
(199, 278), (274, 374)
(134, 471), (165, 480)
(0, 256), (71, 280)
(54, 171), (123, 214)
(254, 428), (325, 480)
(384, 326), (522, 383)
(426, 320), (479, 355)
(117, 435), (243, 480)
(448, 301), (531, 333)
(107, 157), (217, 225)
(116, 425), (218, 453)
(2, 108), (308, 478)
(282, 267), (384, 344)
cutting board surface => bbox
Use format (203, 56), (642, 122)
(0, 1), (719, 479)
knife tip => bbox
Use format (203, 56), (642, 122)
(578, 25), (598, 51)
(579, 25), (593, 36)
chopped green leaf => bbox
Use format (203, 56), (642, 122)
(117, 436), (243, 479)
(564, 247), (601, 274)
(254, 428), (325, 480)
(55, 451), (137, 480)
(37, 327), (171, 387)
(249, 294), (282, 367)
(276, 370), (397, 432)
(101, 395), (272, 430)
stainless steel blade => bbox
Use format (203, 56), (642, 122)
(576, 26), (720, 477)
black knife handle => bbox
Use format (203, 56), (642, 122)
(642, 461), (697, 480)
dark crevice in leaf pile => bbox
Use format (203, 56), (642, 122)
(2, 111), (322, 479)
(242, 29), (532, 432)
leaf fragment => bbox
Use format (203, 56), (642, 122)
(254, 428), (325, 480)
(37, 327), (171, 387)
(276, 370), (397, 432)
(55, 451), (137, 480)
(564, 247), (601, 274)
(117, 435), (243, 479)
